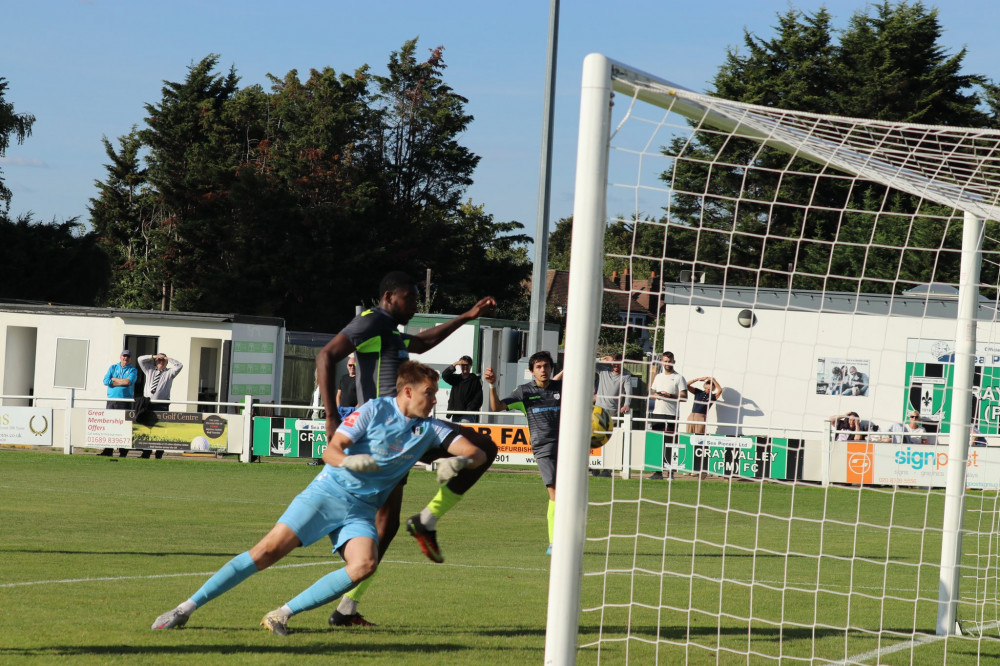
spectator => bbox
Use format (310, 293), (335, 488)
(592, 354), (634, 477)
(442, 355), (483, 423)
(138, 353), (183, 410)
(686, 376), (724, 435)
(307, 361), (355, 466)
(336, 356), (359, 420)
(828, 411), (868, 441)
(100, 349), (138, 457)
(972, 423), (987, 447)
(304, 368), (331, 466)
(594, 354), (634, 417)
(648, 352), (687, 479)
(136, 352), (184, 459)
(886, 411), (929, 444)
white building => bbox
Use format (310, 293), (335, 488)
(656, 283), (1000, 440)
(0, 302), (285, 410)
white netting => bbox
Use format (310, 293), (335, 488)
(555, 56), (1000, 664)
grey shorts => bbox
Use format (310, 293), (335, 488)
(536, 455), (557, 486)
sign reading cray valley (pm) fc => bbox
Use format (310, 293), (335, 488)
(645, 432), (791, 479)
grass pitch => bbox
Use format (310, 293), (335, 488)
(2, 450), (1000, 664)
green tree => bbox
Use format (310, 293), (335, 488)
(662, 2), (995, 294)
(0, 214), (109, 304)
(365, 40), (482, 282)
(0, 79), (107, 305)
(837, 2), (986, 124)
(91, 44), (537, 331)
(372, 40), (479, 224)
(253, 66), (383, 329)
(139, 54), (242, 311)
(547, 216), (573, 271)
(424, 201), (531, 315)
(0, 78), (35, 212)
(89, 128), (167, 309)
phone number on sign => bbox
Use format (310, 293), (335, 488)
(86, 435), (131, 446)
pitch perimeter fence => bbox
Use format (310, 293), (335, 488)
(7, 393), (998, 488)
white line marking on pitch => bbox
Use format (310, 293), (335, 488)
(832, 633), (942, 665)
(0, 558), (548, 588)
(835, 620), (1000, 666)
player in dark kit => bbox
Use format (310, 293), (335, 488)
(316, 271), (498, 626)
(484, 350), (562, 554)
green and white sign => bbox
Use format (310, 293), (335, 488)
(252, 416), (328, 458)
(644, 431), (790, 479)
(904, 338), (1000, 435)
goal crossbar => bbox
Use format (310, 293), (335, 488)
(607, 58), (1000, 221)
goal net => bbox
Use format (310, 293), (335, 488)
(546, 53), (1000, 664)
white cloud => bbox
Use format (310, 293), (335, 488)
(0, 156), (47, 167)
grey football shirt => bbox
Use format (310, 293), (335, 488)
(338, 307), (414, 404)
(501, 379), (563, 458)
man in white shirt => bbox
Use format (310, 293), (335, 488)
(886, 410), (929, 444)
(648, 352), (687, 479)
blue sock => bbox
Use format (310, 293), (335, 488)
(189, 551), (257, 608)
(286, 567), (357, 614)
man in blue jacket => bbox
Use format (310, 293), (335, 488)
(99, 349), (138, 457)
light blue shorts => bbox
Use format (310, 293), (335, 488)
(277, 486), (378, 553)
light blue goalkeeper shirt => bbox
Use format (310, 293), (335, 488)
(313, 396), (455, 509)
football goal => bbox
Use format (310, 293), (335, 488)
(546, 53), (1000, 664)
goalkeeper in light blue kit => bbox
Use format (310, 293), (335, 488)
(151, 361), (487, 635)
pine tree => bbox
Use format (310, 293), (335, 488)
(0, 78), (35, 212)
(663, 2), (995, 293)
(140, 55), (241, 311)
(89, 128), (166, 308)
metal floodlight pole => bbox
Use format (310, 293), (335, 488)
(527, 0), (559, 358)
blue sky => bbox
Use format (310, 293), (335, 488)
(3, 0), (999, 241)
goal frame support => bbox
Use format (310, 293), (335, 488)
(545, 53), (985, 662)
(936, 210), (984, 636)
(543, 53), (611, 666)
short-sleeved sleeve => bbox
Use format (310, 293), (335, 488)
(501, 385), (524, 412)
(335, 401), (377, 443)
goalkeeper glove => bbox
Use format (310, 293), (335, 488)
(436, 456), (472, 484)
(340, 454), (379, 473)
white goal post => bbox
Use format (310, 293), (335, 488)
(546, 52), (1000, 664)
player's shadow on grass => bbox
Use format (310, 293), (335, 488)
(0, 547), (333, 559)
(0, 548), (250, 558)
(580, 624), (849, 642)
(0, 640), (470, 659)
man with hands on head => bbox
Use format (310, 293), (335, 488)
(151, 361), (487, 635)
(441, 355), (483, 423)
(315, 271), (499, 627)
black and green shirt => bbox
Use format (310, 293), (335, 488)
(501, 379), (562, 458)
(338, 306), (414, 404)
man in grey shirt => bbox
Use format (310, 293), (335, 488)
(594, 354), (634, 417)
